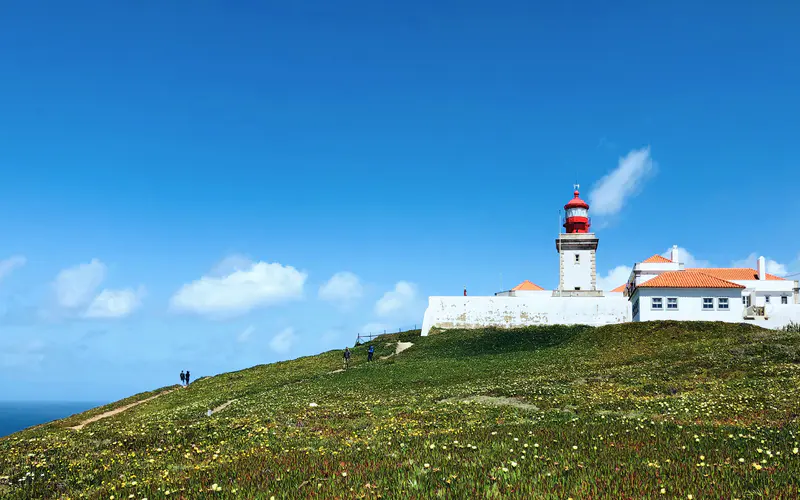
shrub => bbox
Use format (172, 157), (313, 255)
(780, 321), (800, 333)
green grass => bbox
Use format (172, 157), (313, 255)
(1, 321), (799, 499)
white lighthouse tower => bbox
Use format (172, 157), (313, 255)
(556, 186), (601, 296)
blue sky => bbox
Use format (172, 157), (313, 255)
(1, 1), (799, 401)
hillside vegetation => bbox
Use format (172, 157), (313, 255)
(2, 321), (799, 499)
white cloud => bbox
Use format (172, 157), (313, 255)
(84, 286), (145, 318)
(269, 327), (295, 354)
(170, 258), (307, 317)
(237, 325), (255, 343)
(0, 255), (26, 281)
(319, 271), (363, 303)
(597, 265), (632, 291)
(589, 146), (656, 216)
(53, 259), (107, 309)
(768, 260), (788, 277)
(731, 253), (788, 277)
(660, 247), (710, 268)
(375, 281), (418, 317)
(50, 259), (144, 320)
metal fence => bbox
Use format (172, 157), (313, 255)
(355, 325), (419, 345)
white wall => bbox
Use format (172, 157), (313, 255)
(756, 304), (800, 329)
(562, 249), (594, 291)
(636, 262), (682, 273)
(420, 295), (631, 336)
(732, 279), (797, 307)
(629, 261), (684, 288)
(632, 288), (743, 322)
(730, 279), (796, 293)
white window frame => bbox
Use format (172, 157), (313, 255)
(718, 297), (729, 310)
(702, 297), (714, 310)
(651, 297), (663, 310)
(666, 297), (678, 310)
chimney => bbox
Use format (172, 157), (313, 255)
(670, 245), (679, 263)
(757, 256), (766, 280)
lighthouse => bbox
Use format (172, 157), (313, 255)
(555, 185), (600, 295)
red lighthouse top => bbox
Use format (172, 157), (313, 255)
(563, 186), (590, 233)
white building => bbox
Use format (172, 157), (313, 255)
(620, 248), (800, 327)
(630, 271), (745, 323)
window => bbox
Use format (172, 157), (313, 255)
(718, 298), (729, 310)
(765, 295), (770, 303)
(667, 297), (678, 310)
(782, 296), (788, 305)
(575, 287), (581, 291)
(703, 298), (714, 310)
(633, 299), (640, 317)
(742, 296), (747, 305)
(651, 297), (663, 309)
(575, 254), (580, 263)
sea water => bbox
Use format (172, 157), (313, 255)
(0, 401), (104, 437)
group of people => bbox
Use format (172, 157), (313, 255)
(342, 345), (374, 369)
(179, 370), (191, 386)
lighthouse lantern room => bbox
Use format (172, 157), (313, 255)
(555, 185), (601, 295)
(563, 188), (591, 233)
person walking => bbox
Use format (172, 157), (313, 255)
(367, 345), (374, 362)
(180, 371), (186, 386)
(185, 370), (191, 386)
(343, 348), (351, 370)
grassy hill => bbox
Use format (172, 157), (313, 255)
(2, 321), (799, 499)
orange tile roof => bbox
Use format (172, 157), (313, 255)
(642, 254), (673, 264)
(637, 271), (745, 289)
(610, 284), (627, 292)
(687, 268), (785, 281)
(512, 280), (544, 291)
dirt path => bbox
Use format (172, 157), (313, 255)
(380, 341), (414, 360)
(210, 399), (236, 414)
(327, 341), (416, 371)
(68, 390), (175, 431)
(438, 395), (539, 411)
(395, 341), (413, 354)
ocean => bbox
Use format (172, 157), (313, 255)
(0, 401), (105, 437)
